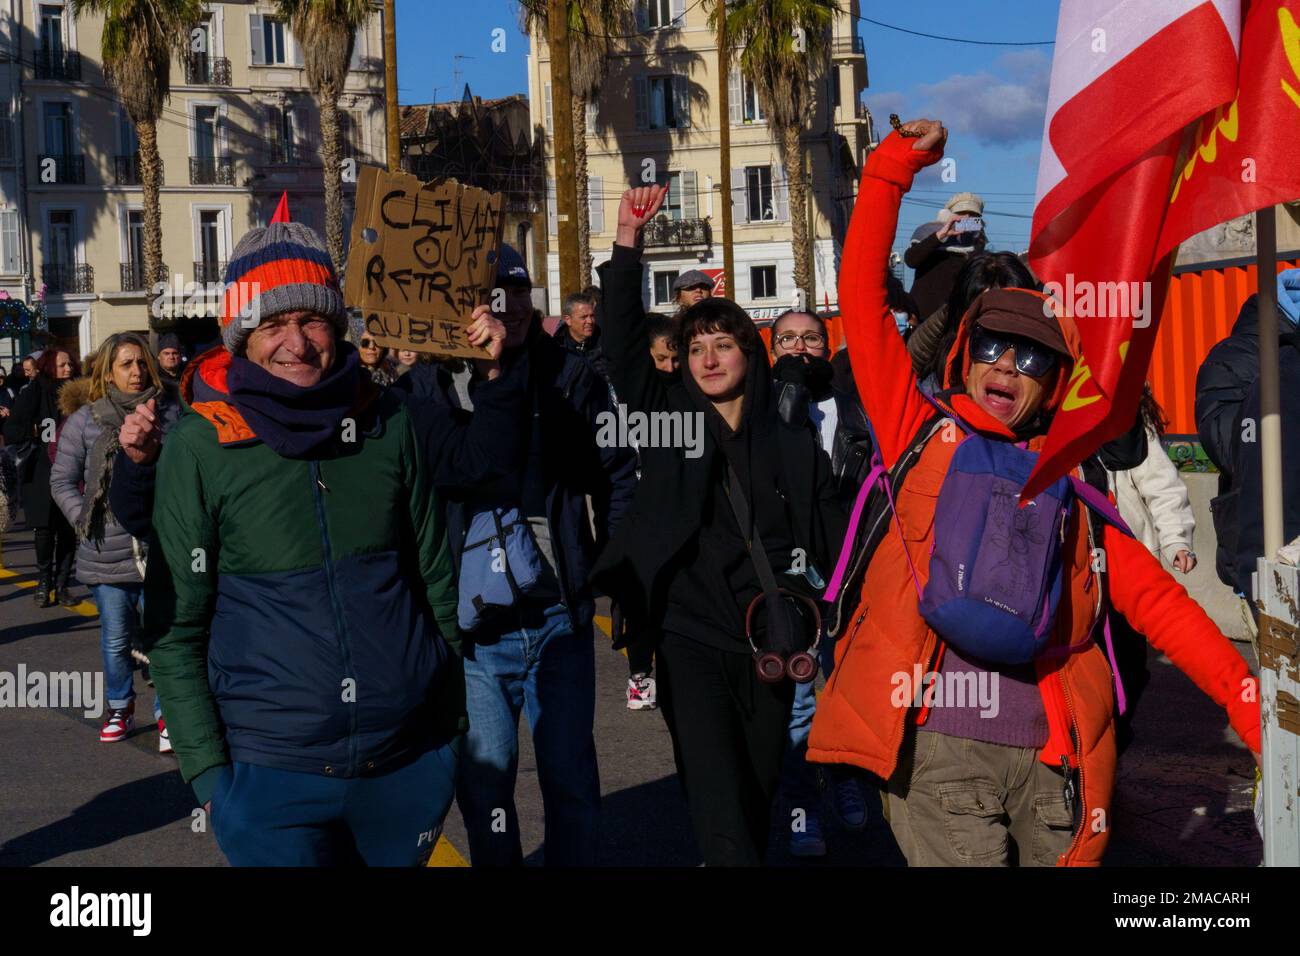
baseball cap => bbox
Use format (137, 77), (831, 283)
(945, 192), (984, 216)
(968, 288), (1069, 357)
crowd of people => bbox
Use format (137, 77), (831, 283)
(0, 116), (1271, 868)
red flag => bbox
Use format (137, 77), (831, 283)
(271, 191), (291, 224)
(1024, 0), (1300, 498)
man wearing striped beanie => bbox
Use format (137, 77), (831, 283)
(137, 212), (526, 866)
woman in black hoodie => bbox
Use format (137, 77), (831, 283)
(594, 186), (845, 865)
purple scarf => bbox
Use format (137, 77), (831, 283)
(225, 346), (362, 459)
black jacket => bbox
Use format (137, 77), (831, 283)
(395, 322), (638, 631)
(2, 376), (62, 526)
(1234, 333), (1300, 601)
(553, 322), (610, 383)
(904, 230), (985, 321)
(592, 243), (846, 649)
(1195, 294), (1287, 587)
(773, 350), (875, 502)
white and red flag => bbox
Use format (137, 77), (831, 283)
(1024, 0), (1300, 497)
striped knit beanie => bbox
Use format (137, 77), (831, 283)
(220, 221), (347, 353)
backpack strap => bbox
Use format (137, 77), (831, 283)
(823, 450), (887, 599)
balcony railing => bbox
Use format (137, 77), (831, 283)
(189, 156), (234, 185)
(833, 36), (865, 56)
(267, 142), (308, 166)
(120, 260), (169, 292)
(35, 154), (85, 184)
(42, 263), (94, 294)
(35, 49), (81, 81)
(643, 216), (711, 249)
(186, 53), (232, 86)
(193, 260), (227, 284)
(113, 153), (165, 186)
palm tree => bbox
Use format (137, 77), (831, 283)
(276, 0), (373, 268)
(70, 0), (204, 317)
(711, 0), (838, 305)
(521, 0), (631, 284)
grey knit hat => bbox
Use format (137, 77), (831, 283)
(220, 221), (348, 353)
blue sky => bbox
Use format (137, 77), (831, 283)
(397, 0), (1060, 254)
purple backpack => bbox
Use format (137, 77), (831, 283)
(824, 401), (1131, 675)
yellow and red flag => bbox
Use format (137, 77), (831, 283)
(1025, 0), (1300, 498)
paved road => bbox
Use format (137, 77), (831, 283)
(0, 514), (1260, 867)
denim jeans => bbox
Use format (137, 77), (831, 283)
(212, 738), (461, 867)
(456, 602), (600, 866)
(781, 677), (821, 812)
(91, 582), (160, 718)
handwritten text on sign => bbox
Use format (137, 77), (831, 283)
(344, 165), (504, 358)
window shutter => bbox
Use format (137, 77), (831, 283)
(1, 209), (20, 273)
(672, 75), (689, 128)
(681, 170), (697, 220)
(350, 23), (364, 71)
(547, 177), (557, 235)
(635, 1), (648, 31)
(266, 104), (282, 159)
(728, 68), (741, 125)
(671, 0), (686, 25)
(289, 26), (304, 66)
(775, 162), (789, 221)
(634, 76), (648, 130)
(588, 176), (604, 234)
(545, 82), (553, 132)
(732, 167), (747, 224)
(249, 13), (264, 65)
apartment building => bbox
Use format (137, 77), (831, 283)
(20, 0), (387, 361)
(528, 0), (872, 317)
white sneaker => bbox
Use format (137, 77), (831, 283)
(158, 718), (173, 754)
(627, 674), (657, 710)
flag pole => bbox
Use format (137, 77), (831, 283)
(1256, 206), (1284, 558)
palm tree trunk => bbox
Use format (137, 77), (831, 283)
(138, 118), (164, 334)
(318, 89), (345, 269)
(573, 95), (592, 286)
(783, 123), (813, 308)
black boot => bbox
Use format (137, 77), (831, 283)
(33, 571), (53, 607)
(55, 564), (76, 607)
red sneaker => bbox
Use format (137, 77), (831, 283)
(158, 717), (172, 754)
(100, 703), (135, 743)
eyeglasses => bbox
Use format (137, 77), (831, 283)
(775, 331), (826, 350)
(969, 325), (1060, 378)
(359, 338), (376, 348)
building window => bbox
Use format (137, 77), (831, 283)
(340, 110), (364, 162)
(268, 104), (299, 163)
(638, 75), (689, 130)
(39, 4), (65, 56)
(636, 0), (684, 29)
(653, 270), (678, 306)
(125, 208), (144, 267)
(1, 209), (21, 274)
(194, 105), (218, 159)
(46, 209), (76, 266)
(655, 172), (684, 221)
(730, 69), (767, 125)
(197, 209), (222, 281)
(43, 102), (74, 156)
(0, 103), (13, 162)
(263, 17), (287, 65)
(751, 265), (777, 299)
(745, 165), (774, 222)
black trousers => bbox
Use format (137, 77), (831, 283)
(33, 505), (75, 585)
(657, 630), (794, 866)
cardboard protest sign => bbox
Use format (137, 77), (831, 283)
(344, 165), (505, 358)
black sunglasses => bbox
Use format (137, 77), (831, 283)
(969, 325), (1060, 378)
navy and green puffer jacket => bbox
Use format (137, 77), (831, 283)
(143, 348), (462, 802)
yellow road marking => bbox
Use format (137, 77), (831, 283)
(426, 834), (469, 868)
(0, 565), (98, 617)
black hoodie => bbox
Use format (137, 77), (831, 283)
(593, 244), (846, 653)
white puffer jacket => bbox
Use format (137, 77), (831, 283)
(1106, 428), (1195, 565)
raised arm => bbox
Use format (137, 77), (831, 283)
(599, 184), (671, 416)
(839, 120), (946, 467)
